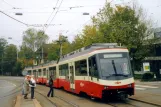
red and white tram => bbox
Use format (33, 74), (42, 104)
(24, 43), (135, 99)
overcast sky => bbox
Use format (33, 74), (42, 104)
(0, 0), (161, 46)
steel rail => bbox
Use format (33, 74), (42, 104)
(35, 89), (79, 107)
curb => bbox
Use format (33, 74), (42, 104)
(33, 98), (42, 107)
(14, 95), (21, 107)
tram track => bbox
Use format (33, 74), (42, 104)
(106, 100), (159, 107)
(34, 90), (161, 107)
(92, 97), (160, 107)
(36, 85), (160, 107)
(129, 98), (161, 107)
(35, 88), (79, 107)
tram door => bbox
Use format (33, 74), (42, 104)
(53, 67), (56, 80)
(88, 55), (99, 82)
(33, 70), (36, 78)
(47, 69), (49, 80)
(49, 67), (56, 80)
(35, 70), (38, 79)
(69, 62), (75, 90)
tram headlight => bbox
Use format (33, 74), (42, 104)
(104, 86), (108, 89)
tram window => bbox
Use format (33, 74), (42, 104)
(43, 68), (46, 76)
(88, 56), (98, 78)
(33, 70), (36, 77)
(59, 64), (68, 76)
(49, 66), (56, 76)
(38, 69), (41, 76)
(33, 70), (36, 76)
(75, 59), (87, 76)
(28, 70), (31, 75)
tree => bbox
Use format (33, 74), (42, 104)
(47, 42), (59, 61)
(21, 28), (49, 65)
(0, 38), (7, 55)
(70, 2), (154, 71)
(22, 28), (49, 52)
(71, 35), (84, 51)
(95, 3), (154, 61)
(3, 44), (17, 75)
(0, 38), (7, 75)
(19, 45), (33, 67)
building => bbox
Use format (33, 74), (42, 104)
(143, 27), (161, 79)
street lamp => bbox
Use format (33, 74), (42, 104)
(15, 13), (23, 15)
(83, 12), (90, 15)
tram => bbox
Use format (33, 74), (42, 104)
(24, 43), (135, 99)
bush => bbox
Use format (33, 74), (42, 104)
(141, 72), (154, 81)
(134, 74), (142, 79)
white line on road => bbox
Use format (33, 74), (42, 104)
(135, 87), (146, 90)
(0, 86), (16, 88)
(135, 85), (158, 88)
(0, 80), (16, 87)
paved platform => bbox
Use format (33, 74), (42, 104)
(129, 80), (161, 106)
(14, 94), (42, 107)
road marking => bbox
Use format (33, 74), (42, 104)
(0, 86), (16, 88)
(135, 85), (158, 88)
(135, 87), (146, 90)
(0, 80), (16, 87)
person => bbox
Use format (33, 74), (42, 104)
(29, 75), (36, 99)
(47, 76), (54, 97)
(23, 75), (30, 99)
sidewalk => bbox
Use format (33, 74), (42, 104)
(14, 94), (42, 107)
(129, 79), (161, 106)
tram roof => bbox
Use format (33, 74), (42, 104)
(24, 43), (127, 70)
(59, 43), (126, 62)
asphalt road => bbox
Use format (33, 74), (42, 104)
(0, 76), (24, 107)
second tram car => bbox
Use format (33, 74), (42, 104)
(24, 43), (134, 100)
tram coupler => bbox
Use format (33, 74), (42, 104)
(117, 91), (128, 100)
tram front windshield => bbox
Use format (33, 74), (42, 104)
(98, 53), (132, 80)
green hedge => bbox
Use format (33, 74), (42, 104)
(134, 73), (161, 81)
(142, 72), (154, 81)
(134, 74), (142, 79)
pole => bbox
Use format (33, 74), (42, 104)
(60, 41), (62, 57)
(17, 49), (18, 60)
(41, 45), (43, 63)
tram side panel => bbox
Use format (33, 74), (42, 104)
(54, 65), (59, 88)
(74, 59), (90, 95)
(58, 63), (70, 90)
(42, 68), (47, 84)
(37, 69), (43, 84)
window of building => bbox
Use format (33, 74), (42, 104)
(75, 59), (87, 76)
(88, 56), (98, 78)
(59, 64), (68, 76)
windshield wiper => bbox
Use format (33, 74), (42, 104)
(112, 60), (117, 75)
